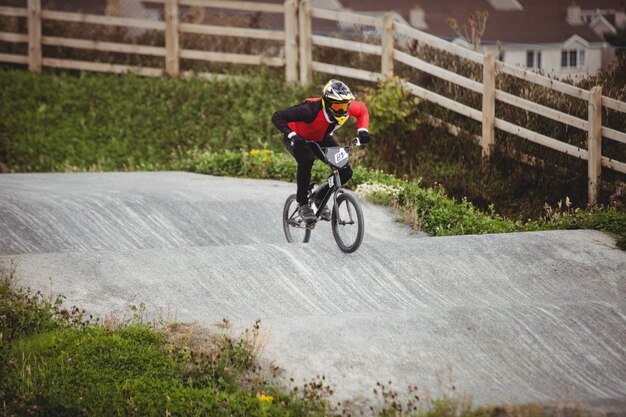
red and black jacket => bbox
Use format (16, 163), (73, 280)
(272, 97), (369, 142)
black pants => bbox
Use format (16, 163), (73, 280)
(284, 136), (353, 205)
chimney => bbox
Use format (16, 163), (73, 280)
(566, 0), (583, 25)
(616, 2), (626, 29)
(410, 5), (428, 29)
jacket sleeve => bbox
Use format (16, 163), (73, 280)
(272, 101), (317, 138)
(349, 100), (370, 132)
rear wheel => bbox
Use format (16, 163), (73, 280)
(283, 194), (311, 243)
(331, 192), (364, 253)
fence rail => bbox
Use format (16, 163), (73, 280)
(1, 0), (296, 80)
(296, 2), (626, 199)
(0, 0), (625, 203)
(0, 6), (26, 17)
(42, 10), (167, 30)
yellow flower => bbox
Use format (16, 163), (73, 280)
(256, 393), (273, 402)
(250, 149), (261, 156)
(262, 149), (271, 154)
(262, 157), (271, 163)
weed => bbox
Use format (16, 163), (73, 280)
(0, 69), (317, 173)
(174, 148), (626, 248)
(2, 67), (624, 218)
(1, 271), (618, 417)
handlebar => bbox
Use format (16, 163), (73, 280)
(308, 136), (361, 151)
(349, 136), (362, 147)
(305, 137), (361, 163)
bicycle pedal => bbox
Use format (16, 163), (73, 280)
(320, 213), (331, 221)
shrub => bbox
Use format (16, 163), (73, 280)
(354, 40), (626, 217)
(0, 69), (316, 172)
(0, 261), (92, 345)
(1, 312), (329, 416)
(4, 325), (182, 416)
(1, 66), (624, 221)
(364, 77), (421, 138)
(0, 270), (334, 417)
(176, 148), (626, 248)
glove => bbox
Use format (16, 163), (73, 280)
(358, 130), (372, 145)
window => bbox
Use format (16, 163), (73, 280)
(526, 50), (542, 69)
(561, 49), (585, 68)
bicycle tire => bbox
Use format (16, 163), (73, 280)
(283, 194), (311, 243)
(331, 192), (364, 253)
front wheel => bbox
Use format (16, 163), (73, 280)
(283, 194), (311, 243)
(331, 192), (364, 253)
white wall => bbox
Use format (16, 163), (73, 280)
(497, 46), (603, 79)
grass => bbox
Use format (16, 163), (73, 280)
(0, 266), (330, 417)
(1, 67), (624, 411)
(0, 268), (610, 417)
(1, 67), (624, 219)
(0, 68), (317, 172)
(175, 148), (626, 249)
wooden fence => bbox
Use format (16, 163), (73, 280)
(1, 0), (625, 205)
(0, 0), (298, 80)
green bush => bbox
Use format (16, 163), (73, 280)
(1, 67), (624, 234)
(0, 261), (93, 348)
(0, 269), (336, 417)
(1, 253), (612, 417)
(174, 148), (626, 248)
(378, 41), (626, 217)
(0, 283), (330, 417)
(360, 77), (424, 172)
(0, 69), (316, 172)
(364, 77), (421, 138)
(5, 325), (182, 416)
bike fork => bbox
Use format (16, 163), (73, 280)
(329, 170), (357, 226)
(331, 170), (342, 210)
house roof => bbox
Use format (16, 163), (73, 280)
(343, 0), (622, 45)
(42, 0), (106, 14)
(40, 0), (622, 45)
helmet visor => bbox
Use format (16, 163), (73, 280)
(330, 102), (349, 114)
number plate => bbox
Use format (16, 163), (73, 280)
(334, 148), (348, 164)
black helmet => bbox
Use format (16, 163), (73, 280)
(321, 79), (355, 125)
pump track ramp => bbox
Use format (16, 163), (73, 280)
(1, 172), (625, 412)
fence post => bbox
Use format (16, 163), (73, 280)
(588, 86), (602, 206)
(381, 12), (394, 79)
(27, 0), (42, 72)
(481, 52), (496, 158)
(298, 0), (312, 86)
(284, 0), (299, 83)
(164, 0), (179, 77)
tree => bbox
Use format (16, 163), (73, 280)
(447, 11), (489, 51)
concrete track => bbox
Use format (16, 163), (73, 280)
(1, 172), (625, 411)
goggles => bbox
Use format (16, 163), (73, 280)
(329, 101), (349, 113)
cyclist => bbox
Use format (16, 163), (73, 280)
(272, 79), (372, 224)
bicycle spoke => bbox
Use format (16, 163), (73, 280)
(336, 202), (356, 237)
(331, 192), (364, 253)
(346, 202), (355, 222)
(283, 195), (312, 243)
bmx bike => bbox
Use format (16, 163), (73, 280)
(282, 137), (364, 253)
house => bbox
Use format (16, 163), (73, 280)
(343, 0), (625, 78)
(32, 0), (624, 78)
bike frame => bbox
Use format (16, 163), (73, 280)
(283, 136), (365, 252)
(307, 137), (361, 225)
(310, 169), (342, 219)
